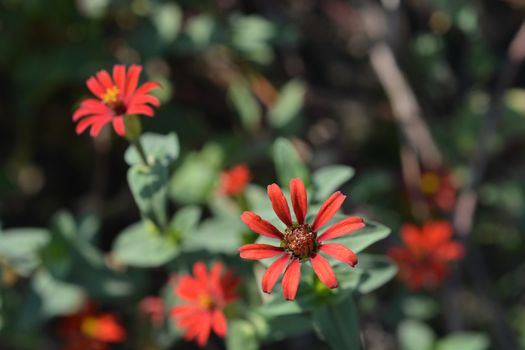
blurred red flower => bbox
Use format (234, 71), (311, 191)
(140, 296), (165, 327)
(388, 220), (464, 290)
(73, 64), (160, 137)
(58, 303), (125, 350)
(239, 178), (365, 300)
(419, 169), (456, 212)
(170, 261), (239, 347)
(219, 164), (251, 196)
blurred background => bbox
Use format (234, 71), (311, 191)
(1, 0), (525, 349)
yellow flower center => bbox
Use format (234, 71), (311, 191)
(102, 86), (120, 105)
(420, 172), (440, 194)
(81, 317), (98, 338)
(198, 293), (213, 309)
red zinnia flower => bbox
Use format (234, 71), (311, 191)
(170, 261), (239, 347)
(73, 64), (160, 137)
(239, 178), (365, 300)
(219, 164), (251, 196)
(419, 169), (456, 211)
(388, 220), (464, 290)
(58, 303), (126, 350)
(140, 296), (165, 327)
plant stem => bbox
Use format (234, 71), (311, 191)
(133, 138), (149, 166)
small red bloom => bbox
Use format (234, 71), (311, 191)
(219, 164), (251, 196)
(73, 64), (160, 137)
(239, 178), (365, 300)
(419, 169), (456, 211)
(58, 303), (126, 350)
(140, 296), (165, 327)
(388, 220), (464, 290)
(170, 261), (239, 347)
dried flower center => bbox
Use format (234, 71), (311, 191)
(282, 224), (318, 260)
(102, 85), (120, 105)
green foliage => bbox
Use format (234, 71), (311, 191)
(124, 132), (179, 167)
(313, 295), (361, 350)
(228, 78), (261, 132)
(435, 333), (490, 350)
(268, 79), (306, 128)
(273, 138), (309, 186)
(226, 319), (259, 350)
(32, 270), (84, 317)
(112, 222), (178, 267)
(0, 228), (50, 276)
(398, 320), (435, 350)
(312, 165), (355, 201)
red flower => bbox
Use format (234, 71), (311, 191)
(220, 164), (251, 196)
(140, 296), (165, 326)
(419, 169), (456, 211)
(388, 220), (464, 290)
(170, 261), (239, 347)
(73, 64), (160, 137)
(239, 178), (365, 300)
(58, 303), (126, 350)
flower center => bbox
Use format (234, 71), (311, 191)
(198, 293), (214, 309)
(81, 317), (98, 338)
(282, 224), (318, 260)
(420, 172), (440, 194)
(102, 86), (120, 105)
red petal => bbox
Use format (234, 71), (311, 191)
(210, 261), (224, 288)
(89, 119), (110, 137)
(319, 243), (358, 267)
(193, 261), (209, 286)
(401, 224), (422, 252)
(240, 212), (283, 239)
(175, 276), (203, 300)
(290, 178), (308, 225)
(316, 216), (364, 242)
(211, 310), (227, 337)
(310, 253), (338, 288)
(96, 69), (114, 89)
(125, 64), (142, 102)
(135, 81), (161, 95)
(435, 242), (464, 262)
(261, 254), (289, 294)
(75, 115), (111, 135)
(424, 220), (453, 246)
(86, 76), (105, 97)
(196, 312), (212, 347)
(126, 104), (155, 117)
(170, 305), (203, 319)
(112, 117), (125, 137)
(131, 93), (160, 107)
(282, 259), (301, 300)
(113, 64), (126, 92)
(267, 183), (292, 226)
(239, 244), (284, 260)
(311, 192), (346, 231)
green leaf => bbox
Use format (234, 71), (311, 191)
(32, 270), (84, 317)
(128, 160), (169, 228)
(226, 319), (259, 350)
(264, 313), (313, 342)
(169, 206), (201, 240)
(402, 296), (440, 320)
(334, 221), (391, 254)
(0, 228), (50, 276)
(228, 79), (261, 132)
(313, 295), (361, 350)
(352, 254), (397, 294)
(273, 138), (309, 187)
(269, 79), (306, 128)
(112, 222), (178, 267)
(183, 216), (244, 253)
(169, 144), (223, 204)
(313, 165), (355, 201)
(398, 320), (435, 350)
(436, 332), (490, 350)
(124, 132), (179, 166)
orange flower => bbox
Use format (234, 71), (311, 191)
(58, 303), (126, 350)
(219, 164), (251, 196)
(388, 220), (464, 290)
(419, 168), (456, 211)
(171, 261), (239, 347)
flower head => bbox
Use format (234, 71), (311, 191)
(73, 64), (160, 137)
(239, 178), (365, 300)
(219, 164), (251, 196)
(58, 303), (125, 350)
(140, 296), (165, 327)
(419, 168), (456, 211)
(171, 261), (239, 347)
(388, 220), (464, 290)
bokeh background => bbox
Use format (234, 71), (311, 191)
(1, 0), (525, 349)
